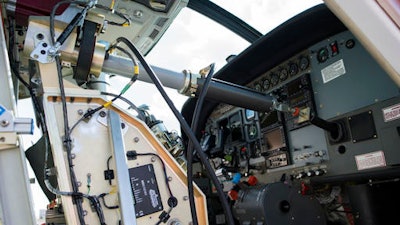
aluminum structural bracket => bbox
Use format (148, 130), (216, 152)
(0, 104), (33, 146)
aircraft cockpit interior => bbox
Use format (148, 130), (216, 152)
(0, 1), (400, 225)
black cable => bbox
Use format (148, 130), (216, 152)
(115, 36), (235, 224)
(50, 2), (91, 224)
(187, 63), (215, 225)
(135, 152), (174, 198)
(7, 17), (45, 123)
(55, 55), (86, 225)
(95, 4), (130, 26)
(49, 0), (89, 46)
(99, 193), (119, 209)
(100, 91), (147, 122)
(80, 40), (140, 120)
(106, 156), (113, 185)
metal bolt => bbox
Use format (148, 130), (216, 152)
(77, 181), (82, 187)
(77, 109), (84, 115)
(36, 33), (44, 40)
(1, 120), (9, 127)
(151, 157), (156, 162)
(168, 176), (172, 181)
(99, 111), (107, 117)
(133, 10), (143, 18)
(183, 196), (189, 201)
(71, 153), (76, 159)
(133, 137), (140, 143)
(83, 210), (88, 216)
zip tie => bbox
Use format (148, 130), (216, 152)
(103, 101), (113, 108)
(134, 65), (139, 75)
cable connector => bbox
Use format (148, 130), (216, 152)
(83, 107), (102, 119)
(126, 150), (137, 160)
(158, 210), (171, 223)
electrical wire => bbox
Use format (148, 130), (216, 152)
(186, 63), (215, 225)
(79, 40), (140, 120)
(99, 193), (119, 209)
(100, 91), (147, 122)
(50, 1), (95, 224)
(135, 152), (174, 198)
(115, 36), (235, 225)
(95, 4), (130, 27)
(7, 17), (45, 125)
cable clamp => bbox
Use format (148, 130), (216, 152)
(178, 70), (199, 97)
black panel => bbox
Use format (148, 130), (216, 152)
(348, 111), (377, 143)
(129, 164), (163, 217)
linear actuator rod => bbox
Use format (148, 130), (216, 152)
(102, 54), (274, 112)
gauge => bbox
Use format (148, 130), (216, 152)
(254, 82), (262, 92)
(248, 124), (258, 139)
(262, 78), (270, 91)
(299, 56), (309, 70)
(345, 39), (355, 49)
(270, 73), (279, 86)
(279, 68), (289, 81)
(288, 62), (298, 76)
(317, 47), (329, 63)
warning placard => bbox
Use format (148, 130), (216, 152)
(355, 151), (386, 170)
(382, 103), (400, 122)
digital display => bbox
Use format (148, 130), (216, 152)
(264, 127), (285, 151)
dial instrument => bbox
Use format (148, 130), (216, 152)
(289, 62), (298, 76)
(270, 73), (279, 86)
(263, 79), (271, 91)
(299, 56), (310, 70)
(279, 68), (289, 81)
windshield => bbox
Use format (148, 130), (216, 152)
(146, 0), (323, 72)
(119, 0), (323, 132)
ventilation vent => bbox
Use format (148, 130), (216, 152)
(149, 29), (160, 39)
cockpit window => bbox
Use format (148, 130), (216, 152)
(146, 0), (323, 72)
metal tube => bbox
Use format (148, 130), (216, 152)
(103, 54), (187, 90)
(103, 55), (274, 112)
(197, 78), (274, 112)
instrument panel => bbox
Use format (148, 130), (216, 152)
(200, 30), (400, 184)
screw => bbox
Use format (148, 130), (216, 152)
(133, 137), (139, 143)
(133, 10), (143, 18)
(168, 176), (172, 181)
(99, 111), (107, 117)
(36, 33), (44, 40)
(151, 157), (156, 162)
(77, 109), (84, 115)
(1, 120), (9, 127)
(71, 153), (76, 159)
(183, 196), (189, 201)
